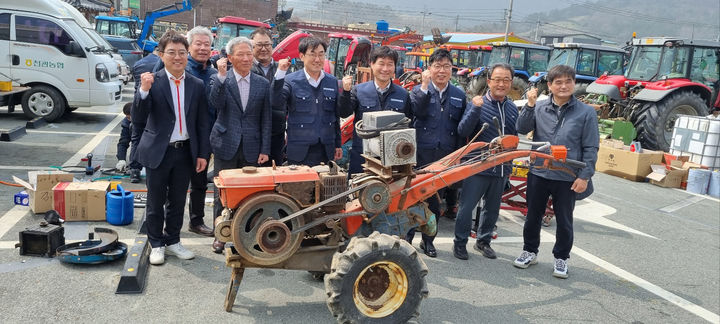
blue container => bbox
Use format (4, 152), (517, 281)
(708, 171), (720, 198)
(376, 20), (389, 33)
(687, 169), (711, 195)
(106, 185), (134, 225)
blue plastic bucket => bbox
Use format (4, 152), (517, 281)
(106, 185), (134, 225)
(686, 169), (711, 195)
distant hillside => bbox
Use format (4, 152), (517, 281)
(512, 0), (720, 45)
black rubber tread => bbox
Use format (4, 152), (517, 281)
(21, 85), (66, 122)
(324, 232), (429, 324)
(634, 91), (708, 151)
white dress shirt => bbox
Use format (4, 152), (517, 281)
(138, 69), (188, 142)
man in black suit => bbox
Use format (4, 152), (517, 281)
(249, 28), (284, 166)
(133, 32), (211, 265)
(208, 36), (271, 253)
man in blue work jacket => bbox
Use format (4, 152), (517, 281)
(271, 37), (343, 166)
(405, 49), (467, 257)
(338, 45), (412, 174)
(453, 63), (519, 260)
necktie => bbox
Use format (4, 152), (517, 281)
(172, 75), (184, 135)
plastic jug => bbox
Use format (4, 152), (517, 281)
(106, 185), (134, 225)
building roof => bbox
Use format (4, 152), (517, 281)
(542, 33), (601, 40)
(62, 0), (111, 12)
(423, 32), (509, 43)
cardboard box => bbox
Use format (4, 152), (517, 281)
(53, 181), (110, 221)
(647, 164), (688, 188)
(12, 172), (74, 213)
(601, 138), (625, 149)
(596, 144), (664, 181)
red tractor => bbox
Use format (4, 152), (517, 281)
(214, 111), (586, 322)
(324, 33), (373, 83)
(585, 37), (720, 151)
(211, 16), (271, 56)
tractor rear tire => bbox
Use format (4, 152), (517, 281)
(574, 83), (589, 97)
(325, 232), (428, 324)
(634, 91), (708, 151)
(468, 76), (487, 97)
(508, 78), (528, 100)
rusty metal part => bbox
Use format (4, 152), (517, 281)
(319, 169), (348, 210)
(276, 181), (372, 224)
(359, 180), (390, 214)
(277, 181), (316, 207)
(231, 194), (305, 265)
(352, 261), (408, 317)
(291, 211), (367, 234)
(256, 220), (291, 254)
(214, 208), (233, 242)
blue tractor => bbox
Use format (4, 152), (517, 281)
(529, 42), (627, 96)
(466, 42), (551, 99)
(95, 0), (201, 54)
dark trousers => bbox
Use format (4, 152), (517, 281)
(188, 164), (208, 227)
(454, 174), (506, 246)
(523, 173), (576, 260)
(145, 145), (193, 248)
(269, 133), (285, 166)
(349, 145), (364, 174)
(214, 143), (255, 219)
(289, 143), (328, 166)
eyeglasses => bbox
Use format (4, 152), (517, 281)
(489, 78), (512, 84)
(304, 52), (325, 60)
(163, 50), (188, 57)
(254, 43), (272, 49)
(431, 64), (452, 70)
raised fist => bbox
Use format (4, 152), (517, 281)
(421, 70), (432, 90)
(527, 87), (538, 108)
(472, 95), (484, 108)
(278, 58), (291, 72)
(216, 57), (228, 77)
(342, 75), (353, 91)
(140, 72), (154, 92)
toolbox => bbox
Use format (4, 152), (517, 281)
(18, 223), (65, 257)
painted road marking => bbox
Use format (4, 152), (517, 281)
(0, 165), (55, 171)
(0, 110), (125, 240)
(576, 199), (658, 239)
(674, 188), (720, 203)
(27, 130), (120, 137)
(502, 208), (719, 324)
(659, 196), (707, 213)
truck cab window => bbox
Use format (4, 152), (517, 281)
(16, 16), (75, 54)
(0, 13), (9, 40)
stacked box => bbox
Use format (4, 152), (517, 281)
(670, 116), (720, 170)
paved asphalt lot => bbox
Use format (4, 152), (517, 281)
(0, 86), (718, 323)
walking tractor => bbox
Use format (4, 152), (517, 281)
(214, 111), (586, 323)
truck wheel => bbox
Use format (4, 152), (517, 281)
(325, 232), (428, 324)
(21, 85), (66, 121)
(508, 78), (528, 100)
(635, 91), (708, 151)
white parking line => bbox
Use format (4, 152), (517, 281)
(0, 111), (125, 239)
(659, 196), (708, 213)
(503, 210), (719, 324)
(27, 130), (120, 137)
(0, 165), (55, 171)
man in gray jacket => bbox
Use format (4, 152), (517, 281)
(513, 65), (599, 279)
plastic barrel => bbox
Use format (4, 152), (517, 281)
(708, 171), (720, 198)
(686, 169), (711, 195)
(106, 184), (134, 225)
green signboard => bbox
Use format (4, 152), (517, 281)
(129, 0), (139, 9)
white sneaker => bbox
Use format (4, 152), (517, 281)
(553, 258), (569, 279)
(166, 243), (195, 260)
(149, 247), (165, 265)
(513, 251), (538, 269)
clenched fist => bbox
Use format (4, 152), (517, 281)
(420, 70), (432, 90)
(526, 87), (538, 108)
(472, 95), (484, 108)
(278, 58), (291, 72)
(216, 57), (228, 77)
(140, 72), (154, 92)
(342, 75), (353, 91)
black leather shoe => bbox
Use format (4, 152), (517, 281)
(444, 206), (457, 220)
(474, 241), (497, 259)
(212, 239), (225, 254)
(453, 243), (468, 260)
(420, 240), (437, 258)
(189, 224), (214, 237)
(130, 169), (141, 183)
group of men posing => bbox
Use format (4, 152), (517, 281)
(126, 26), (598, 279)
